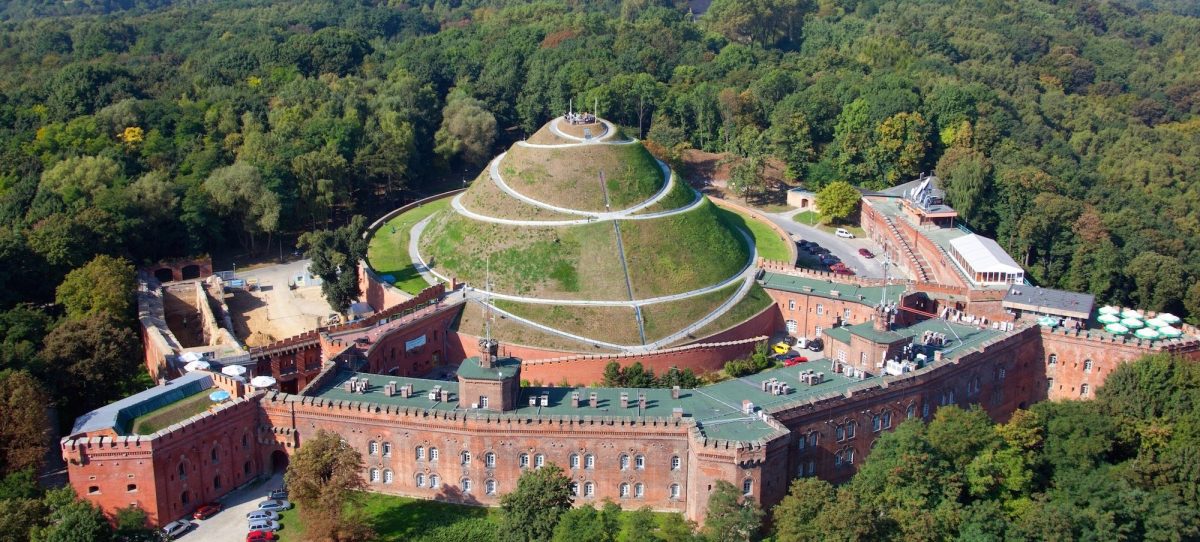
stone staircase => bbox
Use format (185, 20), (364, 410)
(881, 216), (931, 282)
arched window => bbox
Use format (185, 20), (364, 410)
(519, 454), (530, 468)
(669, 484), (680, 499)
(534, 454), (545, 468)
(635, 455), (645, 469)
(584, 454), (595, 469)
(906, 403), (916, 418)
(742, 478), (753, 495)
(569, 454), (580, 469)
(584, 482), (594, 496)
(620, 483), (630, 497)
(461, 451), (471, 465)
(619, 454), (629, 470)
(571, 482), (580, 496)
(382, 443), (392, 457)
(416, 446), (425, 460)
(211, 445), (220, 463)
(882, 410), (892, 429)
(242, 433), (249, 449)
(370, 468), (379, 482)
(461, 479), (472, 493)
(415, 473), (425, 487)
(430, 474), (440, 488)
(430, 448), (439, 461)
(635, 483), (644, 498)
(181, 490), (190, 505)
(384, 470), (393, 484)
(485, 452), (496, 468)
(1080, 383), (1090, 397)
(213, 475), (221, 489)
(369, 441), (379, 455)
(178, 461), (187, 479)
(127, 484), (137, 492)
(486, 479), (497, 495)
(835, 425), (845, 441)
(846, 421), (856, 438)
(1048, 354), (1058, 365)
(1084, 359), (1093, 373)
(671, 456), (681, 470)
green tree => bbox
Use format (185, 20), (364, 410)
(112, 506), (158, 542)
(551, 503), (615, 542)
(620, 507), (660, 542)
(285, 429), (374, 542)
(1128, 252), (1187, 312)
(772, 478), (835, 542)
(29, 487), (113, 542)
(702, 480), (762, 542)
(298, 215), (368, 315)
(202, 161), (280, 253)
(499, 463), (574, 542)
(38, 314), (140, 423)
(39, 156), (122, 208)
(435, 89), (498, 166)
(815, 180), (860, 225)
(935, 145), (991, 224)
(0, 371), (51, 476)
(55, 255), (135, 322)
(869, 112), (930, 187)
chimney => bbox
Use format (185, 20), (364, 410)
(571, 392), (580, 408)
(671, 386), (680, 399)
(439, 389), (449, 403)
(590, 392), (598, 408)
(637, 392), (646, 410)
(619, 393), (629, 409)
(400, 384), (412, 398)
(540, 394), (549, 407)
(742, 400), (754, 414)
(672, 407), (684, 419)
(384, 381), (396, 397)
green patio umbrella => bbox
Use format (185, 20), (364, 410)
(1145, 317), (1169, 329)
(1157, 313), (1181, 325)
(1096, 314), (1121, 324)
(1121, 308), (1142, 319)
(1098, 306), (1120, 315)
(1159, 326), (1183, 338)
(1104, 323), (1129, 334)
(1038, 316), (1059, 327)
(1135, 327), (1160, 340)
(1121, 318), (1145, 329)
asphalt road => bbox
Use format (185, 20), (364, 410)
(765, 210), (892, 279)
(177, 473), (285, 541)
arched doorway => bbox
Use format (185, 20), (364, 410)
(269, 450), (289, 473)
(154, 268), (174, 283)
(181, 264), (201, 280)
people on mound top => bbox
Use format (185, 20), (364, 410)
(565, 111), (596, 125)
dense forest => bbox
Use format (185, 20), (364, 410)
(0, 0), (1199, 536)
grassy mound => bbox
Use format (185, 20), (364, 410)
(621, 199), (751, 298)
(453, 302), (611, 353)
(685, 283), (773, 343)
(366, 198), (451, 295)
(419, 211), (629, 300)
(641, 281), (741, 342)
(635, 174), (696, 214)
(714, 205), (792, 262)
(494, 300), (643, 346)
(458, 170), (573, 221)
(499, 142), (664, 212)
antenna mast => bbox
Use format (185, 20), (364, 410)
(478, 255), (499, 368)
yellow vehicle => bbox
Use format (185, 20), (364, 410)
(772, 341), (791, 355)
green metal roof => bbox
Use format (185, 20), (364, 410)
(823, 326), (853, 345)
(456, 356), (520, 381)
(844, 321), (906, 344)
(315, 371), (460, 412)
(760, 273), (903, 307)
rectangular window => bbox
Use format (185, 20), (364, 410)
(789, 300), (796, 311)
(837, 350), (847, 363)
(480, 396), (489, 409)
(860, 351), (868, 366)
(816, 304), (824, 316)
(844, 308), (851, 321)
(815, 326), (823, 338)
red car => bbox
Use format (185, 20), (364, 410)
(247, 531), (278, 542)
(192, 502), (222, 520)
(782, 355), (809, 366)
(858, 248), (874, 258)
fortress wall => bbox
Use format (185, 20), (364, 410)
(360, 305), (463, 376)
(691, 298), (781, 344)
(360, 190), (465, 312)
(261, 395), (702, 514)
(765, 286), (882, 339)
(1040, 327), (1200, 400)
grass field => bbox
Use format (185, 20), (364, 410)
(129, 390), (214, 435)
(641, 282), (740, 342)
(500, 143), (664, 212)
(714, 205), (792, 262)
(636, 173), (697, 214)
(686, 283), (774, 342)
(493, 300), (643, 346)
(366, 198), (451, 295)
(459, 170), (573, 221)
(275, 492), (682, 542)
(420, 212), (629, 300)
(621, 200), (750, 299)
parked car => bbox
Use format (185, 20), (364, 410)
(192, 502), (222, 520)
(257, 499), (292, 512)
(836, 228), (855, 238)
(783, 335), (797, 346)
(247, 519), (281, 533)
(268, 488), (288, 500)
(806, 338), (824, 352)
(832, 267), (855, 276)
(247, 531), (279, 542)
(772, 341), (791, 355)
(247, 510), (280, 522)
(161, 520), (192, 539)
(782, 355), (809, 366)
(858, 248), (874, 258)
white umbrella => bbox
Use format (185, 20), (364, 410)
(1121, 318), (1145, 329)
(221, 365), (248, 377)
(1157, 313), (1181, 324)
(250, 376), (277, 389)
(1135, 328), (1160, 340)
(1098, 306), (1120, 315)
(1159, 326), (1183, 338)
(1104, 323), (1129, 335)
(1096, 314), (1121, 324)
(1145, 318), (1169, 329)
(1121, 308), (1141, 319)
(184, 360), (211, 372)
(180, 351), (203, 363)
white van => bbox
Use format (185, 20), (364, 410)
(835, 228), (855, 238)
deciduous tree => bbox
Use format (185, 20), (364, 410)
(285, 430), (374, 542)
(702, 480), (762, 542)
(298, 215), (368, 315)
(499, 463), (574, 542)
(815, 180), (860, 224)
(0, 371), (50, 476)
(55, 255), (135, 322)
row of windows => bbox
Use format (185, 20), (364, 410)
(399, 446), (681, 472)
(785, 300), (852, 321)
(1047, 354), (1096, 373)
(570, 481), (684, 500)
(370, 469), (500, 496)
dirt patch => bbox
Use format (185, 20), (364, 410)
(682, 150), (794, 208)
(225, 287), (331, 347)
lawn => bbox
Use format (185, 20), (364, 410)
(129, 390), (215, 435)
(500, 142), (664, 212)
(641, 282), (740, 342)
(275, 492), (683, 542)
(494, 300), (643, 346)
(635, 172), (697, 214)
(366, 198), (451, 295)
(621, 200), (751, 299)
(458, 170), (573, 221)
(714, 205), (792, 262)
(686, 283), (774, 342)
(793, 210), (866, 237)
(454, 302), (614, 355)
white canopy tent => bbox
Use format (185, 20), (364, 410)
(948, 234), (1025, 286)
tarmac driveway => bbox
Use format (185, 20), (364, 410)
(766, 210), (891, 279)
(177, 473), (285, 541)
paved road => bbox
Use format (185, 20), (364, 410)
(178, 473), (284, 541)
(764, 210), (892, 279)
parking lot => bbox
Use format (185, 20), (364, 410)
(765, 210), (892, 279)
(176, 473), (285, 541)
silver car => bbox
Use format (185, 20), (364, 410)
(246, 510), (280, 522)
(160, 519), (192, 539)
(257, 499), (292, 511)
(248, 519), (281, 532)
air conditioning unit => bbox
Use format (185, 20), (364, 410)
(471, 403), (479, 409)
